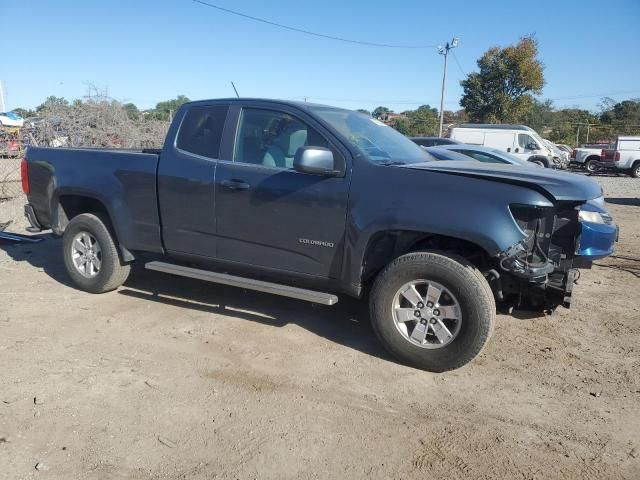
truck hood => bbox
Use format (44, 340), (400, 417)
(398, 161), (602, 202)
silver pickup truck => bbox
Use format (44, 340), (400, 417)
(601, 136), (640, 177)
(570, 143), (612, 173)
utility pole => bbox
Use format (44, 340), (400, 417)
(438, 37), (458, 137)
(0, 81), (6, 112)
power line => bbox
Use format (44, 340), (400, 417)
(451, 51), (467, 78)
(548, 90), (640, 101)
(190, 0), (437, 49)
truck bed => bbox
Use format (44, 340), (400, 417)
(25, 146), (163, 253)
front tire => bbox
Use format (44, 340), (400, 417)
(530, 159), (545, 167)
(62, 213), (131, 293)
(370, 251), (495, 372)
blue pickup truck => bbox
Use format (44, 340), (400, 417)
(22, 99), (617, 371)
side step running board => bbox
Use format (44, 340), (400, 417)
(145, 261), (339, 306)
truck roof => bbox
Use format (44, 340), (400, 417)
(453, 123), (535, 132)
(618, 136), (640, 141)
(182, 98), (349, 112)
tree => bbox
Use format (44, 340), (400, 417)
(460, 36), (544, 123)
(12, 107), (35, 118)
(372, 106), (391, 120)
(356, 109), (371, 116)
(153, 95), (190, 120)
(36, 96), (70, 113)
(392, 105), (439, 136)
(601, 99), (640, 126)
(522, 99), (554, 132)
(123, 103), (140, 120)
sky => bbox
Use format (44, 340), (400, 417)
(2, 0), (639, 113)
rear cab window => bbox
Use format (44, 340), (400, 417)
(176, 105), (229, 159)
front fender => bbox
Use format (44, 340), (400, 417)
(341, 162), (554, 291)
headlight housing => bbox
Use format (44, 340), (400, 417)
(578, 210), (605, 224)
(579, 198), (612, 225)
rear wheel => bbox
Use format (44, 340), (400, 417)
(585, 158), (599, 173)
(62, 213), (130, 293)
(630, 162), (640, 178)
(370, 251), (495, 372)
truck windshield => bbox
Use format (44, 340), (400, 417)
(310, 107), (433, 164)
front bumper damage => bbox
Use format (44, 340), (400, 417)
(493, 201), (617, 313)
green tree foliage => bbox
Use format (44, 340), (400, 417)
(521, 98), (640, 146)
(372, 106), (391, 120)
(122, 103), (140, 120)
(153, 95), (190, 120)
(12, 107), (35, 118)
(36, 96), (70, 112)
(460, 36), (544, 123)
(601, 99), (640, 127)
(393, 105), (439, 136)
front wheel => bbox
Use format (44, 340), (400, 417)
(370, 251), (495, 372)
(530, 159), (545, 167)
(62, 213), (131, 293)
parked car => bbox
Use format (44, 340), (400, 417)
(571, 143), (613, 173)
(449, 124), (554, 167)
(542, 139), (569, 168)
(410, 136), (461, 147)
(421, 147), (475, 162)
(22, 98), (617, 372)
(427, 144), (543, 167)
(600, 136), (640, 177)
(0, 111), (24, 128)
(555, 144), (573, 155)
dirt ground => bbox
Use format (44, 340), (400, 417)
(1, 177), (639, 479)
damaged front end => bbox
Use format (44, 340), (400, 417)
(491, 200), (617, 313)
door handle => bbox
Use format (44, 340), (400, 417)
(514, 147), (520, 153)
(507, 147), (511, 152)
(221, 179), (251, 190)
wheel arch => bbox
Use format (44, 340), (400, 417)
(528, 155), (549, 167)
(53, 193), (134, 261)
(359, 229), (495, 287)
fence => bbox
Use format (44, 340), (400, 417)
(0, 155), (22, 200)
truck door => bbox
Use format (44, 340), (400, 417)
(157, 103), (229, 257)
(514, 133), (543, 161)
(214, 105), (350, 278)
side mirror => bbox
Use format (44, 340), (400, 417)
(293, 146), (339, 176)
(527, 143), (538, 150)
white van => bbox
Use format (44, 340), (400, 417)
(449, 124), (553, 167)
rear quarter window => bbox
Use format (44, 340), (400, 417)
(619, 140), (640, 151)
(176, 105), (229, 158)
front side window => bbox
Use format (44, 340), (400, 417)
(518, 133), (539, 150)
(176, 105), (229, 158)
(234, 109), (328, 169)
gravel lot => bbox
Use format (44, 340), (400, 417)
(0, 173), (638, 479)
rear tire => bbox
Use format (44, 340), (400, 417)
(630, 162), (640, 178)
(370, 251), (495, 372)
(585, 158), (599, 173)
(62, 213), (131, 293)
